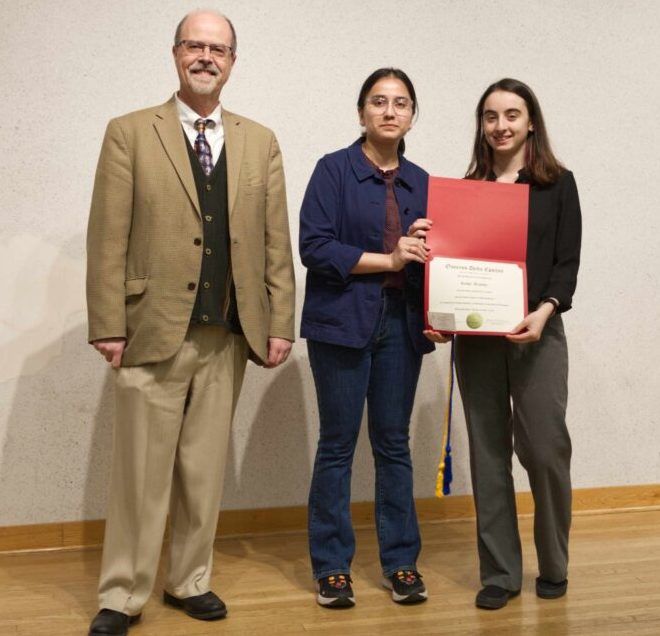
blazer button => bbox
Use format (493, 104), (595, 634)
(206, 184), (212, 191)
(205, 248), (212, 255)
(204, 215), (213, 222)
(187, 282), (196, 291)
(193, 238), (202, 246)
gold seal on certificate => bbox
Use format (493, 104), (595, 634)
(427, 257), (526, 334)
(466, 312), (483, 329)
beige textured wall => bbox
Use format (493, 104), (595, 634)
(1, 0), (658, 525)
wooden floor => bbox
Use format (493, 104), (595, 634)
(1, 509), (659, 635)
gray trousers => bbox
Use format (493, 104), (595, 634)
(454, 315), (571, 591)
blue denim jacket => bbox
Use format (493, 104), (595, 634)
(299, 140), (434, 354)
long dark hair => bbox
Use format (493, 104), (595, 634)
(465, 78), (564, 186)
(357, 67), (418, 155)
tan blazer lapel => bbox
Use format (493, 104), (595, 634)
(153, 97), (201, 217)
(222, 109), (244, 218)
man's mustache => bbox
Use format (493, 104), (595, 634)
(189, 63), (219, 75)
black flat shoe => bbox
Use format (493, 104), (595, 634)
(163, 590), (227, 620)
(475, 585), (520, 610)
(536, 577), (568, 599)
(88, 609), (141, 635)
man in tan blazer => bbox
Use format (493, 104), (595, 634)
(86, 10), (295, 636)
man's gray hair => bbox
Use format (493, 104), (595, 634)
(174, 10), (237, 54)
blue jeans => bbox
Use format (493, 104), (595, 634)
(307, 290), (423, 580)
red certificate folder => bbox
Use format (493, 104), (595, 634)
(424, 177), (530, 335)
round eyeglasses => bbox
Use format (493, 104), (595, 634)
(366, 96), (413, 115)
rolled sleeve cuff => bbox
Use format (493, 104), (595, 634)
(330, 245), (364, 282)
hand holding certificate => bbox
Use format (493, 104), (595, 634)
(424, 177), (529, 336)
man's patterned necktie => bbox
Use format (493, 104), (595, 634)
(194, 118), (214, 176)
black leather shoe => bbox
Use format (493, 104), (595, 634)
(88, 609), (141, 635)
(536, 577), (568, 599)
(163, 590), (227, 620)
(475, 585), (520, 610)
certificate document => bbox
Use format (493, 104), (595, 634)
(425, 177), (530, 336)
(427, 257), (526, 333)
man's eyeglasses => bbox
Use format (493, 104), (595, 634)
(176, 40), (234, 60)
(366, 96), (413, 115)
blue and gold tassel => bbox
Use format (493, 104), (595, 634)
(435, 338), (455, 497)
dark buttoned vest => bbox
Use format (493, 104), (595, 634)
(185, 139), (241, 332)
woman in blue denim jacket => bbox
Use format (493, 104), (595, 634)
(299, 68), (434, 609)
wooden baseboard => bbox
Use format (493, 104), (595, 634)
(1, 484), (658, 554)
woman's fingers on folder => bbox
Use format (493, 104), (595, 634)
(423, 329), (452, 344)
(408, 218), (433, 240)
(392, 237), (430, 268)
(505, 308), (550, 343)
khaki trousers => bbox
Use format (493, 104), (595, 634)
(455, 316), (571, 591)
(98, 325), (248, 615)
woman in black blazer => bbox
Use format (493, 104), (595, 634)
(425, 78), (582, 610)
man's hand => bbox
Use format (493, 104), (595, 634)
(92, 338), (127, 368)
(505, 302), (555, 343)
(265, 337), (292, 368)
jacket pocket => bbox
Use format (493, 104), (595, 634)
(125, 277), (148, 297)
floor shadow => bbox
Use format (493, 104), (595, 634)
(409, 348), (477, 591)
(221, 358), (313, 589)
(0, 232), (119, 617)
(223, 359), (312, 508)
(0, 320), (113, 615)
